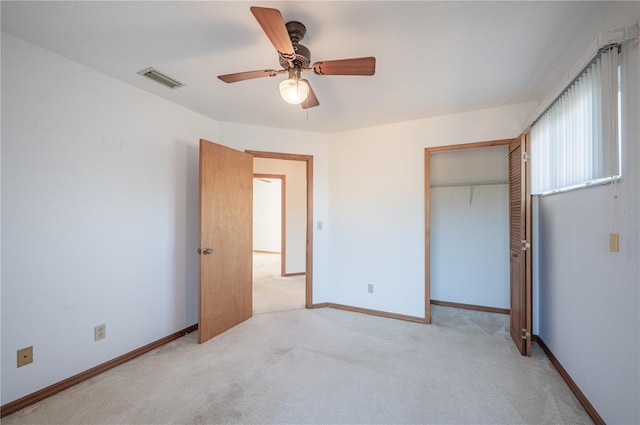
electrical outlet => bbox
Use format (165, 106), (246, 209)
(94, 324), (106, 341)
(17, 346), (33, 368)
(368, 284), (374, 294)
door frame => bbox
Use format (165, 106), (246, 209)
(247, 150), (314, 308)
(424, 138), (514, 324)
(253, 173), (287, 276)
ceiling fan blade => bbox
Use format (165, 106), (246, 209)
(301, 80), (319, 110)
(312, 57), (376, 76)
(250, 6), (295, 61)
(218, 69), (282, 83)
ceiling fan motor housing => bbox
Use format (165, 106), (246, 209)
(286, 21), (306, 43)
(280, 43), (311, 69)
(279, 21), (310, 69)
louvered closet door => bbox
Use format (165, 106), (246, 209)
(509, 134), (532, 356)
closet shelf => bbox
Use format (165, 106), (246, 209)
(430, 179), (508, 188)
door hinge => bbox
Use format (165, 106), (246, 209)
(522, 328), (531, 339)
(521, 240), (530, 251)
(522, 152), (530, 163)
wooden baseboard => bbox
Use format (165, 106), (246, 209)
(430, 299), (510, 315)
(3, 319), (604, 425)
(283, 272), (305, 277)
(253, 250), (280, 254)
(327, 302), (427, 324)
(0, 324), (198, 418)
(310, 302), (329, 308)
(534, 335), (605, 425)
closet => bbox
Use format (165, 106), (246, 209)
(429, 144), (510, 311)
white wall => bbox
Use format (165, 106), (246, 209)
(430, 146), (509, 309)
(253, 158), (307, 274)
(253, 177), (282, 253)
(0, 33), (330, 405)
(327, 103), (536, 318)
(535, 5), (640, 423)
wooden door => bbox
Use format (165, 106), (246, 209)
(198, 139), (253, 344)
(508, 134), (532, 356)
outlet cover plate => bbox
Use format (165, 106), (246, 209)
(94, 324), (106, 341)
(17, 346), (33, 368)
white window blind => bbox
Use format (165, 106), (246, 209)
(531, 47), (620, 195)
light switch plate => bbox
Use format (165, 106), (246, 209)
(609, 233), (619, 253)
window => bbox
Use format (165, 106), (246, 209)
(530, 46), (621, 195)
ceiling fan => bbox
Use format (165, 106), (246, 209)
(217, 6), (376, 109)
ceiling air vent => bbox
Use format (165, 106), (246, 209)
(137, 67), (184, 89)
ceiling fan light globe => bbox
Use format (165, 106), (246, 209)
(279, 78), (310, 104)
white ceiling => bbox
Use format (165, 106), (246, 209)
(1, 1), (619, 133)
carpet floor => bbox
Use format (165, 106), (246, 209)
(2, 254), (592, 424)
(252, 253), (305, 315)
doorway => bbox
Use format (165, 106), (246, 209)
(253, 174), (285, 274)
(424, 137), (531, 355)
(198, 141), (314, 344)
(252, 173), (305, 314)
(247, 150), (314, 309)
(429, 143), (511, 311)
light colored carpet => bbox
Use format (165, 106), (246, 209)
(252, 252), (305, 315)
(2, 303), (592, 424)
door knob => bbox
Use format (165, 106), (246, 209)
(203, 248), (213, 255)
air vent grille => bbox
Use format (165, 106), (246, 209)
(137, 67), (184, 89)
